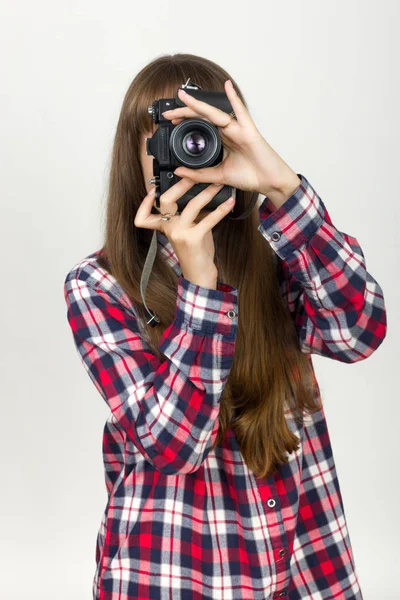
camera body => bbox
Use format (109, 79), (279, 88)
(145, 80), (236, 212)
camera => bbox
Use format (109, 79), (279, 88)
(145, 78), (236, 212)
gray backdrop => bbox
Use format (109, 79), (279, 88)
(1, 0), (398, 598)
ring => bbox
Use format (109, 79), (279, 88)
(160, 211), (180, 221)
(220, 110), (236, 128)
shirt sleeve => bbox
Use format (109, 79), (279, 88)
(257, 173), (387, 363)
(63, 271), (238, 476)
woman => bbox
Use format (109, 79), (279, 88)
(63, 53), (386, 600)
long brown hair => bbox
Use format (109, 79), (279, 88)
(97, 53), (322, 479)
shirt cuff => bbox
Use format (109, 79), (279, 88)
(174, 274), (239, 337)
(258, 173), (326, 261)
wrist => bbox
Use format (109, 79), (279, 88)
(260, 172), (301, 210)
(181, 269), (218, 290)
(183, 277), (218, 290)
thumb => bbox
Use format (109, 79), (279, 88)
(174, 165), (223, 184)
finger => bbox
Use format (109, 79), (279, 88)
(135, 188), (156, 220)
(162, 106), (205, 120)
(174, 163), (224, 184)
(176, 88), (236, 128)
(194, 196), (235, 234)
(134, 188), (163, 230)
(179, 183), (225, 226)
(162, 109), (213, 127)
(171, 115), (212, 125)
(224, 79), (253, 127)
(158, 177), (196, 209)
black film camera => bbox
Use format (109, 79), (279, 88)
(145, 78), (236, 212)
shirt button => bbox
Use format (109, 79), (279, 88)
(267, 498), (276, 508)
(277, 592), (287, 597)
(278, 548), (287, 558)
(271, 232), (281, 242)
(226, 309), (237, 319)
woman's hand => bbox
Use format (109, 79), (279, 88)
(134, 178), (236, 289)
(161, 79), (302, 207)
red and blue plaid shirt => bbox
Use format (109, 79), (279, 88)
(64, 173), (386, 599)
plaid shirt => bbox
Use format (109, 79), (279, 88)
(63, 173), (386, 600)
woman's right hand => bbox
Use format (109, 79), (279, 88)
(134, 178), (236, 289)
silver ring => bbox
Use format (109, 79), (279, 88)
(221, 110), (236, 128)
(160, 211), (180, 221)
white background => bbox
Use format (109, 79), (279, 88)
(1, 0), (398, 598)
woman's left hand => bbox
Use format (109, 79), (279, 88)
(161, 79), (302, 207)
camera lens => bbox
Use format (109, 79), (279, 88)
(170, 119), (221, 168)
(183, 131), (206, 156)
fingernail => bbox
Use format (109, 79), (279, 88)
(178, 88), (187, 94)
(227, 197), (235, 204)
